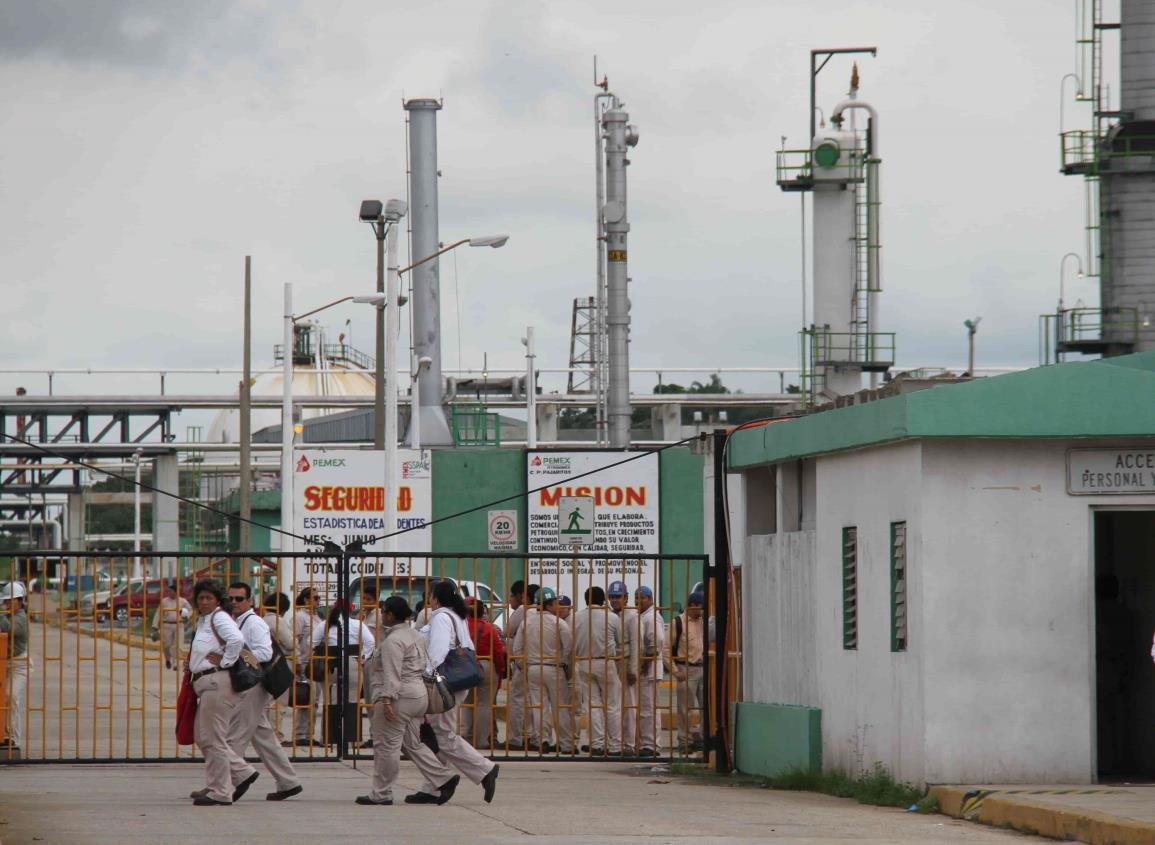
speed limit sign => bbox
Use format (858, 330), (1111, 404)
(487, 509), (518, 552)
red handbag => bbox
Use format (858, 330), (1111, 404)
(175, 670), (198, 745)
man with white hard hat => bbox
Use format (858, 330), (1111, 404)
(0, 582), (30, 754)
(634, 585), (666, 758)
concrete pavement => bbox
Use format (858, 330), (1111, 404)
(0, 761), (1050, 845)
(933, 783), (1155, 845)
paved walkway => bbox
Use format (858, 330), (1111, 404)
(933, 783), (1155, 845)
(0, 762), (1047, 845)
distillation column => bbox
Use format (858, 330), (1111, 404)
(601, 105), (639, 447)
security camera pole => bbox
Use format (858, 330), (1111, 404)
(965, 316), (982, 376)
(384, 199), (406, 551)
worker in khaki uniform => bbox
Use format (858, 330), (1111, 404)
(607, 580), (640, 755)
(512, 586), (575, 753)
(358, 595), (459, 805)
(261, 593), (294, 742)
(290, 587), (321, 746)
(0, 582), (30, 754)
(634, 585), (665, 757)
(502, 580), (530, 748)
(189, 583), (301, 802)
(663, 590), (706, 754)
(572, 586), (622, 756)
(150, 582), (191, 670)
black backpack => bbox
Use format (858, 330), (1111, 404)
(261, 637), (294, 698)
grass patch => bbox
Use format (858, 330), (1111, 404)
(767, 763), (925, 808)
(671, 761), (932, 811)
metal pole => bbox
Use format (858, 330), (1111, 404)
(374, 223), (386, 450)
(711, 429), (731, 773)
(968, 327), (976, 375)
(132, 449), (142, 580)
(281, 284), (295, 561)
(411, 354), (422, 452)
(524, 326), (537, 448)
(594, 92), (610, 446)
(384, 201), (406, 552)
(239, 256), (253, 551)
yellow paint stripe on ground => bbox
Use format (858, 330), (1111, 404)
(931, 786), (1155, 845)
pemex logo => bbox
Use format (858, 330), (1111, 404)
(296, 455), (311, 473)
(531, 456), (542, 466)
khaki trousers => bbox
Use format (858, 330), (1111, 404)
(461, 657), (493, 749)
(369, 696), (454, 802)
(417, 692), (495, 794)
(193, 673), (247, 803)
(527, 664), (574, 751)
(506, 664), (527, 745)
(228, 685), (299, 791)
(637, 675), (658, 752)
(621, 667), (638, 750)
(160, 625), (181, 667)
(577, 660), (621, 753)
(676, 664), (704, 744)
(293, 679), (318, 743)
(6, 657), (29, 748)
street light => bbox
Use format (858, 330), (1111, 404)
(397, 233), (509, 448)
(1058, 252), (1085, 314)
(279, 286), (389, 564)
(963, 317), (982, 376)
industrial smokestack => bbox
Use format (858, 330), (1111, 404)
(403, 98), (454, 446)
(602, 103), (638, 447)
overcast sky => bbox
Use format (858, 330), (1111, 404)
(0, 0), (1094, 400)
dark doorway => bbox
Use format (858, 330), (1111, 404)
(1095, 510), (1155, 779)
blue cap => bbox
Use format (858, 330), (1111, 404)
(688, 590), (705, 605)
(635, 585), (654, 599)
(607, 580), (628, 597)
(558, 595), (572, 606)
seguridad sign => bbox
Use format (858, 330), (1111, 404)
(293, 448), (432, 595)
(526, 451), (660, 606)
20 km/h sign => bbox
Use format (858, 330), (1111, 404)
(557, 495), (595, 546)
(487, 509), (518, 552)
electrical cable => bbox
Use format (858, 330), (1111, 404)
(0, 431), (314, 547)
(1, 430), (707, 552)
(363, 433), (705, 546)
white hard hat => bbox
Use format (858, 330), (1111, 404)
(1, 582), (27, 601)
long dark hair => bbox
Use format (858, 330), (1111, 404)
(382, 595), (412, 622)
(432, 580), (468, 619)
(193, 579), (225, 606)
(326, 599), (350, 627)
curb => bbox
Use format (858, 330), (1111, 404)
(930, 785), (1155, 845)
(49, 618), (164, 655)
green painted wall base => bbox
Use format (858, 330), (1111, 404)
(733, 702), (822, 778)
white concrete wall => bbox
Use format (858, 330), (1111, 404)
(918, 438), (1155, 783)
(744, 531), (818, 706)
(813, 441), (926, 784)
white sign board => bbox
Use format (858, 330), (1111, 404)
(1068, 448), (1155, 495)
(487, 509), (519, 552)
(527, 451), (660, 606)
(558, 495), (595, 546)
(294, 448), (432, 598)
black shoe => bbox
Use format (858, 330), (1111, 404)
(638, 747), (656, 758)
(193, 796), (231, 806)
(232, 771), (259, 802)
(580, 743), (591, 752)
(606, 750), (623, 757)
(437, 774), (460, 805)
(590, 747), (606, 756)
(481, 764), (499, 804)
(360, 738), (374, 748)
(189, 788), (209, 800)
(165, 661), (172, 670)
(404, 792), (440, 805)
(355, 794), (393, 805)
(266, 785), (303, 801)
(539, 741), (555, 754)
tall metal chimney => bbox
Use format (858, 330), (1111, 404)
(403, 98), (454, 446)
(601, 103), (638, 448)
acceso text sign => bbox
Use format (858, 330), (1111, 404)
(1067, 448), (1155, 495)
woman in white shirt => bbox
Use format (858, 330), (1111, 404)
(406, 581), (499, 805)
(311, 600), (376, 706)
(186, 579), (246, 806)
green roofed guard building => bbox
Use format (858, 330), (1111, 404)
(727, 352), (1155, 784)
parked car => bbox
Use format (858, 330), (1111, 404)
(107, 579), (194, 624)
